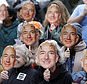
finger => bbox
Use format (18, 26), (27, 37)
(44, 71), (50, 76)
(1, 71), (9, 79)
(67, 48), (69, 51)
(66, 48), (70, 52)
(46, 69), (50, 73)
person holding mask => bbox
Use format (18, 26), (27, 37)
(0, 44), (41, 84)
(15, 1), (37, 38)
(60, 23), (86, 83)
(15, 22), (43, 66)
(0, 45), (16, 83)
(67, 0), (87, 45)
(41, 0), (70, 46)
(36, 40), (72, 84)
(60, 23), (86, 72)
(0, 4), (19, 57)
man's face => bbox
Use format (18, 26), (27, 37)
(21, 24), (36, 46)
(60, 26), (79, 48)
(20, 3), (35, 21)
(38, 43), (58, 69)
(1, 47), (16, 70)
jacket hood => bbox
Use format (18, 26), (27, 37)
(3, 19), (19, 29)
(74, 41), (86, 52)
(59, 41), (86, 63)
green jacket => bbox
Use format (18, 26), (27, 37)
(41, 24), (63, 46)
(0, 20), (19, 57)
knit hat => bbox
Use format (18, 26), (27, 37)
(71, 23), (82, 37)
(62, 23), (82, 37)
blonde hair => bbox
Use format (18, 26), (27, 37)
(43, 0), (70, 27)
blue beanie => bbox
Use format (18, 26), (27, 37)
(71, 23), (82, 37)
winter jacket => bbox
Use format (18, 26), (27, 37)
(41, 24), (63, 46)
(37, 63), (72, 84)
(0, 20), (19, 57)
(1, 66), (41, 84)
(72, 71), (87, 84)
(60, 40), (86, 73)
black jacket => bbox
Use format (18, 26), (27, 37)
(2, 66), (40, 84)
(38, 63), (72, 84)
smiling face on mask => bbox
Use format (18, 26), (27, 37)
(60, 24), (79, 48)
(20, 23), (36, 46)
(37, 42), (59, 69)
(20, 2), (35, 21)
(1, 46), (16, 70)
(46, 4), (61, 25)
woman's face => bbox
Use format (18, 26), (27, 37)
(20, 3), (35, 21)
(46, 4), (61, 25)
(14, 51), (25, 68)
(0, 4), (8, 21)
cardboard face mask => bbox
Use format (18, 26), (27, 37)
(1, 46), (16, 70)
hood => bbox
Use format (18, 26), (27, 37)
(2, 19), (19, 30)
(74, 41), (86, 52)
(59, 41), (86, 63)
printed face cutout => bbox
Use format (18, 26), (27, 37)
(1, 46), (16, 70)
(20, 3), (35, 21)
(38, 43), (58, 69)
(46, 4), (61, 25)
(20, 24), (36, 46)
(60, 25), (79, 48)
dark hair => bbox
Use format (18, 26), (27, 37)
(7, 7), (17, 22)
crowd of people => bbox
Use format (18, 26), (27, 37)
(0, 0), (87, 84)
